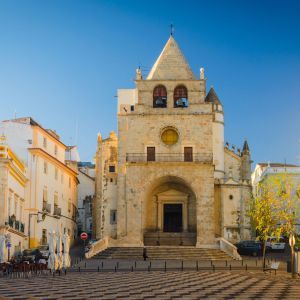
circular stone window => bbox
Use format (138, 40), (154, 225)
(161, 128), (179, 145)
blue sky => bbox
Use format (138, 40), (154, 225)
(0, 0), (299, 166)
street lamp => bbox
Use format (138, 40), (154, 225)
(28, 211), (75, 249)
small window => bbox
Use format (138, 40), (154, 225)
(43, 161), (48, 174)
(184, 147), (193, 162)
(19, 203), (23, 221)
(229, 195), (234, 200)
(8, 193), (11, 216)
(147, 147), (155, 162)
(109, 165), (115, 173)
(54, 145), (58, 156)
(42, 193), (48, 211)
(110, 210), (117, 224)
(43, 137), (47, 148)
(54, 193), (58, 207)
(110, 178), (113, 183)
(130, 105), (134, 112)
(14, 198), (18, 216)
(153, 85), (167, 108)
(174, 85), (188, 108)
(43, 188), (48, 202)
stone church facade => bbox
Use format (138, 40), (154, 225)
(94, 36), (252, 248)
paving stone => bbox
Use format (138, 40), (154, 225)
(1, 271), (300, 299)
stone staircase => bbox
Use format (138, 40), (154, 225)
(93, 246), (233, 260)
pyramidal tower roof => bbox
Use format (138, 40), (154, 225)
(242, 140), (250, 154)
(205, 87), (221, 104)
(147, 35), (195, 80)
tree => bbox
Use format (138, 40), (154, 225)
(248, 176), (281, 270)
(249, 173), (300, 274)
(274, 174), (300, 278)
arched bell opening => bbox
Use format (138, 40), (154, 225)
(153, 85), (167, 108)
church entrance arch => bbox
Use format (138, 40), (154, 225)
(143, 176), (197, 246)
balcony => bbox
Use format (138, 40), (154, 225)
(7, 216), (25, 233)
(42, 202), (51, 214)
(126, 153), (213, 164)
(15, 220), (20, 231)
(20, 222), (25, 233)
(53, 206), (62, 217)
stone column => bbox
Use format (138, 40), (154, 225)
(195, 172), (216, 248)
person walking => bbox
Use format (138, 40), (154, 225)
(143, 247), (148, 261)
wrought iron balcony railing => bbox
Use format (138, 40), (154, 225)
(126, 153), (213, 163)
(54, 206), (62, 216)
(42, 202), (51, 213)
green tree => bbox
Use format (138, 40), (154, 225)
(248, 176), (281, 269)
(249, 173), (300, 275)
(274, 174), (300, 277)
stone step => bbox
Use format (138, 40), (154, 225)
(93, 247), (233, 260)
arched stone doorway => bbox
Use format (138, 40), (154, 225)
(143, 176), (197, 246)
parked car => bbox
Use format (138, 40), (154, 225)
(22, 249), (43, 263)
(235, 240), (262, 257)
(266, 237), (286, 252)
(38, 245), (50, 259)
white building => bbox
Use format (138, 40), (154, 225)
(0, 136), (28, 259)
(0, 117), (78, 249)
(252, 162), (300, 234)
(77, 163), (95, 238)
(252, 162), (300, 195)
(65, 146), (95, 238)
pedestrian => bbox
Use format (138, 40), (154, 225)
(143, 247), (148, 261)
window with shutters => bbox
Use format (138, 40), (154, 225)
(43, 161), (48, 174)
(43, 188), (48, 210)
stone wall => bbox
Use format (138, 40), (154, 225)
(94, 132), (118, 240)
(116, 163), (215, 247)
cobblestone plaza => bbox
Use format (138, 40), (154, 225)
(1, 270), (300, 299)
